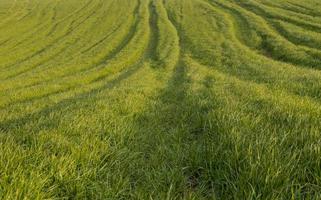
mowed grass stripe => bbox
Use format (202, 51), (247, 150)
(0, 0), (152, 124)
(0, 0), (102, 68)
(0, 1), (114, 80)
(202, 0), (321, 101)
(0, 0), (93, 50)
(1, 0), (321, 199)
(0, 0), (138, 95)
(0, 1), (124, 80)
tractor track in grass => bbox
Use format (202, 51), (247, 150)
(0, 0), (154, 121)
(0, 1), (103, 70)
(0, 0), (142, 94)
(1, 0), (321, 199)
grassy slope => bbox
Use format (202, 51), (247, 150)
(0, 0), (321, 199)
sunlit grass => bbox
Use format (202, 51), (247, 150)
(1, 0), (321, 199)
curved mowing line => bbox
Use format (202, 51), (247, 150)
(0, 1), (139, 89)
(0, 0), (30, 29)
(238, 1), (321, 34)
(192, 0), (321, 101)
(214, 1), (321, 70)
(190, 48), (321, 105)
(0, 0), (98, 55)
(0, 0), (155, 119)
(3, 0), (139, 79)
(0, 10), (128, 82)
(0, 1), (103, 71)
(258, 1), (321, 19)
(1, 23), (120, 82)
(0, 1), (140, 89)
(0, 0), (42, 34)
(1, 1), (61, 52)
(0, 0), (150, 110)
(0, 62), (144, 132)
(238, 1), (321, 68)
(46, 0), (94, 37)
(147, 1), (159, 63)
(286, 1), (321, 14)
(0, 0), (18, 26)
(246, 1), (321, 52)
(0, 0), (94, 55)
(270, 20), (321, 52)
(0, 1), (118, 80)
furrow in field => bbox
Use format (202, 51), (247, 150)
(258, 0), (321, 19)
(0, 1), (121, 81)
(195, 0), (321, 101)
(0, 0), (152, 123)
(0, 0), (94, 62)
(237, 1), (321, 54)
(0, 0), (31, 30)
(2, 0), (321, 198)
(0, 0), (44, 44)
(212, 1), (321, 70)
(0, 0), (19, 26)
(239, 0), (321, 33)
(0, 0), (139, 90)
(1, 1), (68, 52)
(0, 1), (102, 69)
(286, 1), (321, 15)
(0, 0), (93, 51)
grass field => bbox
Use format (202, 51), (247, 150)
(1, 0), (321, 199)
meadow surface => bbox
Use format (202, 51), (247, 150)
(1, 0), (321, 199)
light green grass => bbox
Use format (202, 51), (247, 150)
(1, 0), (321, 199)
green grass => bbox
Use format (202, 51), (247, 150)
(1, 0), (321, 199)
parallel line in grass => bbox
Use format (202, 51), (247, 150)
(0, 0), (43, 41)
(0, 0), (18, 27)
(286, 1), (321, 15)
(0, 1), (49, 47)
(241, 1), (321, 53)
(84, 0), (142, 72)
(0, 0), (140, 85)
(0, 1), (103, 71)
(257, 0), (321, 19)
(237, 1), (321, 69)
(0, 0), (94, 55)
(0, 0), (151, 114)
(183, 0), (321, 103)
(45, 0), (94, 37)
(205, 0), (320, 99)
(186, 56), (321, 132)
(213, 1), (321, 70)
(152, 0), (180, 68)
(0, 0), (99, 58)
(0, 0), (156, 129)
(148, 1), (159, 63)
(189, 53), (321, 111)
(190, 0), (321, 102)
(0, 0), (30, 29)
(0, 3), (138, 93)
(1, 0), (321, 198)
(16, 1), (42, 22)
(237, 1), (321, 34)
(270, 20), (321, 51)
(1, 1), (61, 52)
(0, 17), (125, 83)
(0, 1), (119, 81)
(80, 25), (123, 54)
(0, 61), (144, 133)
